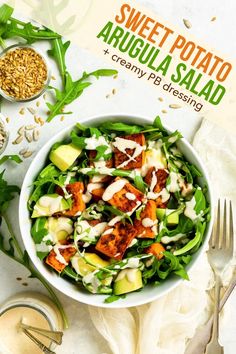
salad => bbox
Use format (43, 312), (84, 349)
(28, 117), (210, 302)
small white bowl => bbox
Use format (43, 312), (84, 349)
(19, 114), (213, 308)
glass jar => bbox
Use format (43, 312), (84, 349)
(0, 114), (9, 155)
(0, 292), (63, 354)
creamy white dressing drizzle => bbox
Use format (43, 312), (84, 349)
(108, 216), (123, 226)
(75, 220), (107, 242)
(87, 182), (103, 193)
(102, 178), (128, 201)
(82, 191), (92, 203)
(184, 197), (198, 221)
(147, 188), (170, 202)
(167, 171), (180, 193)
(102, 228), (114, 235)
(35, 243), (53, 253)
(93, 159), (107, 168)
(142, 217), (155, 227)
(112, 137), (145, 168)
(53, 244), (73, 265)
(82, 271), (101, 293)
(39, 195), (63, 214)
(84, 135), (112, 153)
(116, 268), (138, 282)
(125, 192), (136, 200)
(161, 233), (187, 244)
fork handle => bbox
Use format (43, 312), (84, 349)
(211, 274), (221, 341)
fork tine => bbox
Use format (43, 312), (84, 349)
(214, 199), (221, 248)
(229, 200), (234, 254)
(221, 199), (227, 249)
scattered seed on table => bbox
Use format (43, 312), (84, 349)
(16, 277), (22, 281)
(162, 109), (167, 114)
(169, 104), (182, 109)
(18, 126), (25, 135)
(113, 74), (118, 79)
(183, 19), (192, 29)
(211, 16), (216, 21)
(51, 75), (56, 80)
(12, 135), (24, 144)
(60, 116), (65, 122)
(38, 118), (45, 126)
(6, 117), (10, 123)
(34, 116), (40, 124)
(22, 282), (28, 286)
(19, 108), (25, 115)
(19, 148), (29, 155)
(25, 124), (36, 130)
(36, 101), (40, 107)
(112, 88), (116, 95)
(33, 129), (40, 141)
(106, 94), (110, 99)
(22, 150), (33, 158)
(25, 131), (33, 142)
(27, 107), (36, 115)
(158, 97), (163, 102)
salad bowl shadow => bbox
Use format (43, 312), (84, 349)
(19, 114), (213, 308)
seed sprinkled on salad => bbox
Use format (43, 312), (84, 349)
(28, 117), (210, 302)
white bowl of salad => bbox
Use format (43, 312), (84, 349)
(19, 114), (213, 307)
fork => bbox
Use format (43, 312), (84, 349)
(205, 199), (234, 354)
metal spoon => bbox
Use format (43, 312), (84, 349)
(19, 321), (63, 344)
(22, 328), (56, 354)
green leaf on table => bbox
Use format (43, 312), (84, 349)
(47, 69), (118, 122)
(0, 170), (20, 214)
(2, 19), (60, 43)
(0, 155), (22, 165)
(48, 38), (70, 86)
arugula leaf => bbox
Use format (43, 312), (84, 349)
(0, 155), (22, 165)
(105, 294), (126, 303)
(133, 174), (147, 193)
(0, 170), (20, 214)
(194, 188), (206, 214)
(31, 218), (48, 244)
(48, 38), (70, 86)
(100, 121), (142, 134)
(47, 69), (117, 122)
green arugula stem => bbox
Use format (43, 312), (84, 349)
(3, 213), (24, 258)
(1, 213), (69, 329)
(0, 37), (6, 48)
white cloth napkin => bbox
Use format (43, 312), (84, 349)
(88, 119), (236, 354)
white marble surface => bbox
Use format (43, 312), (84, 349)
(0, 0), (235, 353)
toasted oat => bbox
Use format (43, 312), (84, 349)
(12, 135), (24, 144)
(34, 116), (40, 124)
(183, 19), (192, 29)
(161, 110), (167, 114)
(60, 116), (65, 122)
(113, 74), (118, 79)
(19, 148), (28, 155)
(6, 117), (10, 123)
(51, 75), (56, 80)
(112, 88), (116, 95)
(25, 131), (33, 142)
(18, 126), (25, 135)
(19, 108), (25, 115)
(106, 94), (110, 99)
(22, 150), (33, 158)
(25, 124), (36, 130)
(36, 101), (40, 107)
(27, 107), (36, 115)
(38, 118), (45, 126)
(158, 97), (163, 102)
(33, 129), (40, 141)
(169, 104), (182, 109)
(211, 16), (216, 21)
(43, 94), (47, 100)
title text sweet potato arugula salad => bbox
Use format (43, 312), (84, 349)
(28, 117), (210, 302)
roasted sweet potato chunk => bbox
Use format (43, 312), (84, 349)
(144, 168), (169, 208)
(95, 222), (137, 259)
(113, 133), (145, 170)
(103, 177), (144, 214)
(56, 181), (86, 216)
(144, 242), (165, 260)
(134, 200), (157, 238)
(45, 245), (76, 273)
(91, 187), (105, 201)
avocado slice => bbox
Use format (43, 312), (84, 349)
(71, 253), (110, 276)
(49, 143), (82, 171)
(156, 208), (179, 225)
(114, 269), (143, 295)
(167, 211), (179, 226)
(47, 217), (73, 242)
(32, 194), (69, 218)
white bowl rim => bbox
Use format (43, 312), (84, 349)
(19, 113), (214, 308)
